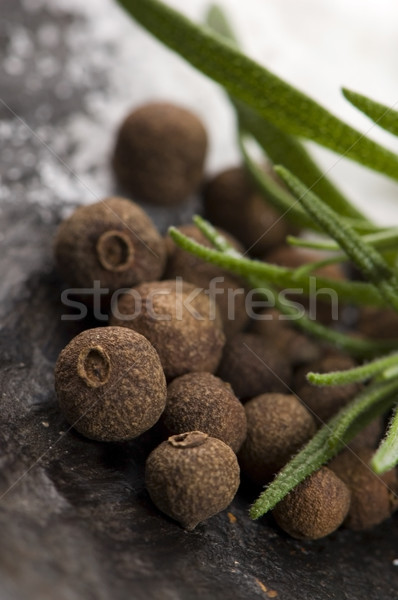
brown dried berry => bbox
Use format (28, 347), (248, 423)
(110, 280), (225, 379)
(203, 166), (287, 255)
(165, 224), (248, 337)
(55, 327), (166, 441)
(216, 333), (291, 400)
(272, 467), (351, 540)
(238, 394), (316, 484)
(356, 306), (398, 340)
(112, 102), (207, 205)
(329, 448), (398, 530)
(295, 355), (362, 425)
(265, 245), (345, 280)
(163, 372), (247, 453)
(145, 431), (240, 530)
(251, 308), (321, 367)
(347, 417), (383, 451)
(265, 244), (346, 324)
(54, 197), (166, 292)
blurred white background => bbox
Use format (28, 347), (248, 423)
(23, 0), (398, 222)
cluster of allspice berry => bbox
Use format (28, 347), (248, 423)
(53, 101), (398, 539)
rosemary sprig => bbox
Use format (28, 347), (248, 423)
(238, 134), (318, 230)
(206, 4), (369, 223)
(287, 228), (398, 253)
(168, 226), (386, 308)
(372, 407), (398, 473)
(237, 102), (368, 222)
(192, 217), (398, 484)
(118, 0), (398, 516)
(275, 166), (398, 312)
(241, 130), (386, 235)
(293, 255), (347, 278)
(117, 0), (398, 179)
(190, 216), (398, 358)
(190, 218), (398, 491)
(307, 352), (398, 386)
(250, 377), (398, 518)
(343, 88), (398, 137)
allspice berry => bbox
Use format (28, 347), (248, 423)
(203, 166), (287, 255)
(265, 245), (346, 280)
(272, 467), (351, 540)
(238, 394), (316, 484)
(347, 417), (383, 451)
(145, 431), (240, 530)
(356, 306), (398, 340)
(165, 224), (248, 337)
(329, 448), (398, 530)
(251, 308), (321, 367)
(110, 280), (225, 379)
(216, 333), (291, 400)
(112, 102), (207, 205)
(264, 245), (346, 324)
(55, 327), (166, 441)
(295, 355), (362, 424)
(163, 372), (247, 453)
(54, 197), (166, 292)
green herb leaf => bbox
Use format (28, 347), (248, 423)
(371, 406), (398, 473)
(239, 135), (318, 230)
(192, 216), (398, 358)
(240, 132), (373, 232)
(249, 274), (397, 358)
(293, 255), (347, 279)
(194, 218), (398, 501)
(168, 225), (386, 308)
(117, 0), (398, 180)
(287, 227), (398, 252)
(237, 102), (368, 221)
(275, 166), (398, 311)
(250, 378), (398, 519)
(343, 88), (398, 137)
(327, 378), (398, 453)
(307, 352), (398, 386)
(206, 4), (237, 43)
(207, 5), (364, 221)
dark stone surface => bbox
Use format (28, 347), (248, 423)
(1, 1), (398, 599)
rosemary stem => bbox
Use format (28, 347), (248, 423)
(307, 352), (398, 386)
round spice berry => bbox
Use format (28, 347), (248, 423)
(265, 245), (346, 324)
(110, 280), (225, 380)
(295, 355), (362, 425)
(163, 372), (247, 453)
(112, 102), (208, 205)
(145, 431), (240, 530)
(203, 165), (287, 255)
(54, 197), (166, 292)
(55, 327), (166, 441)
(329, 448), (398, 531)
(238, 393), (316, 484)
(347, 418), (383, 451)
(357, 306), (398, 340)
(272, 467), (351, 540)
(165, 224), (248, 337)
(251, 308), (321, 367)
(265, 245), (346, 280)
(216, 333), (291, 400)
